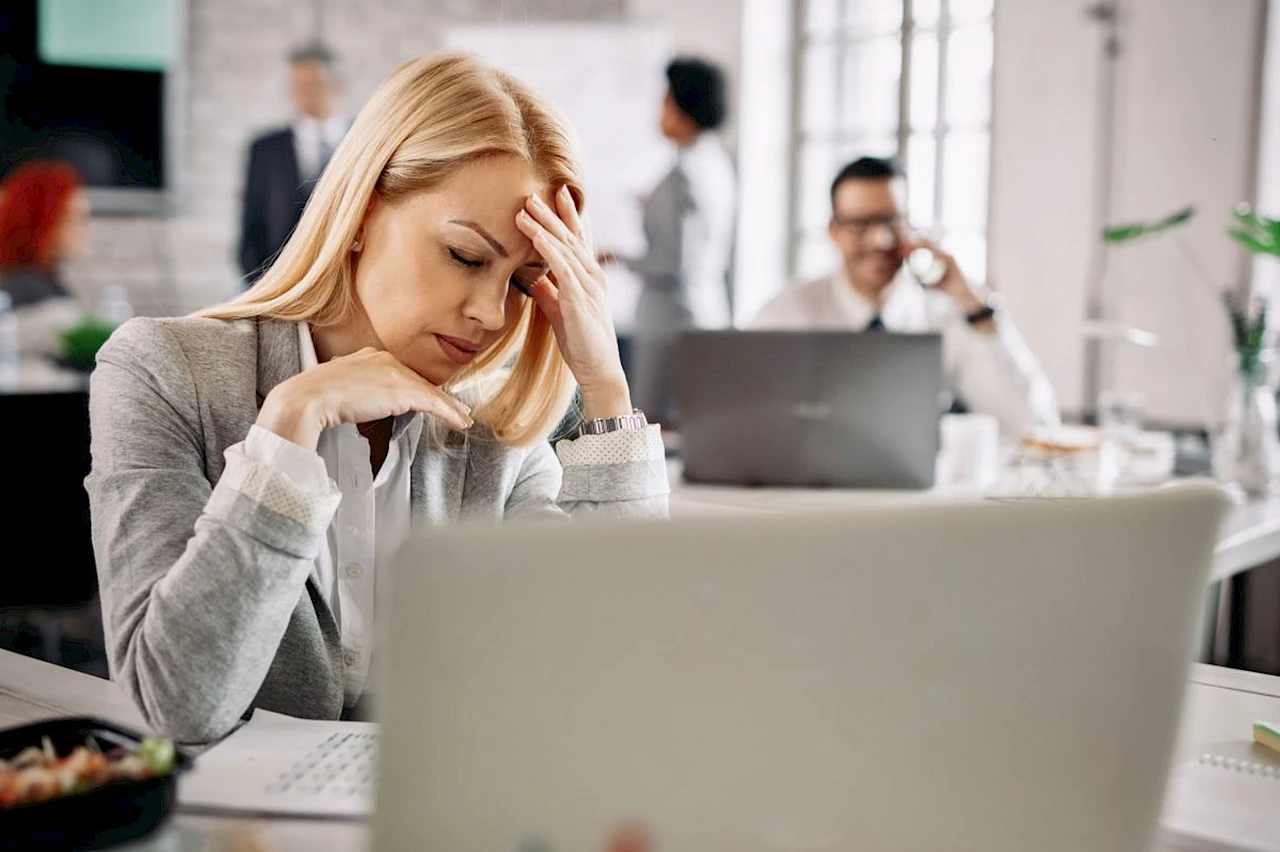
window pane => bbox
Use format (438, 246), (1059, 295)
(913, 0), (941, 27)
(797, 231), (839, 281)
(800, 42), (840, 133)
(944, 25), (993, 128)
(844, 0), (903, 35)
(839, 39), (901, 135)
(909, 32), (939, 130)
(798, 141), (840, 231)
(838, 133), (898, 162)
(950, 0), (995, 24)
(906, 133), (937, 229)
(940, 131), (989, 233)
(942, 230), (988, 285)
(805, 0), (840, 35)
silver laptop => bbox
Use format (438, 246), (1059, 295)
(374, 485), (1226, 852)
(673, 331), (945, 489)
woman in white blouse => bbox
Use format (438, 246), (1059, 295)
(87, 53), (669, 743)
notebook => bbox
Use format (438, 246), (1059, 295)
(179, 710), (377, 818)
(1160, 743), (1280, 852)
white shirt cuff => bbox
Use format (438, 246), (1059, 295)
(555, 424), (665, 467)
(244, 424), (333, 493)
(217, 427), (343, 532)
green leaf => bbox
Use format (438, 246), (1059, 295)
(57, 317), (119, 369)
(1102, 205), (1196, 243)
(1229, 228), (1279, 258)
(1228, 208), (1280, 257)
(138, 738), (175, 775)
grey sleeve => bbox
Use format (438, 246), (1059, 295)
(623, 169), (699, 283)
(504, 441), (670, 522)
(86, 320), (332, 743)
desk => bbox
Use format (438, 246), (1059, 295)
(668, 460), (1280, 586)
(0, 650), (1276, 852)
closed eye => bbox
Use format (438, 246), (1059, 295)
(452, 247), (533, 297)
(449, 248), (484, 269)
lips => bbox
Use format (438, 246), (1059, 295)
(434, 333), (483, 366)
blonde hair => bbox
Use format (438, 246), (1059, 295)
(200, 52), (582, 447)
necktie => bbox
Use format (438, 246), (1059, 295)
(316, 134), (335, 178)
(867, 315), (886, 332)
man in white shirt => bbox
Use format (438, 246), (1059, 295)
(752, 157), (1058, 439)
(238, 43), (348, 285)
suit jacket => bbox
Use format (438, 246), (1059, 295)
(86, 317), (669, 743)
(237, 128), (313, 283)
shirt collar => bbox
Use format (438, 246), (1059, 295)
(297, 322), (422, 443)
(828, 268), (924, 330)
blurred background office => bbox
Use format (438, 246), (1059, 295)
(0, 0), (1276, 674)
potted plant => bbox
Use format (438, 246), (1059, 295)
(1103, 205), (1279, 496)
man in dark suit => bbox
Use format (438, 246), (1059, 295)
(238, 43), (346, 285)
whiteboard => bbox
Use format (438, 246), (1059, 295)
(445, 23), (675, 333)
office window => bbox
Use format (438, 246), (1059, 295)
(791, 0), (994, 283)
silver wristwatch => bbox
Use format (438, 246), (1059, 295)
(577, 409), (648, 437)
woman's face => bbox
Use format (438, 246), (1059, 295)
(350, 155), (554, 386)
(56, 188), (90, 261)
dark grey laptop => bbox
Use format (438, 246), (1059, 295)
(673, 331), (945, 489)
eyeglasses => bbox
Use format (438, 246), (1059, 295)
(830, 214), (907, 240)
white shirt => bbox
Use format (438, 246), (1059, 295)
(751, 271), (1059, 439)
(243, 323), (420, 706)
(292, 114), (346, 179)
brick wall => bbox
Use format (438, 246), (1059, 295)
(63, 0), (626, 317)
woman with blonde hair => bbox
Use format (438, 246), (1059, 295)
(87, 53), (668, 743)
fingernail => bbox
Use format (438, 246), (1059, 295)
(559, 185), (571, 200)
(455, 401), (471, 415)
(531, 194), (549, 209)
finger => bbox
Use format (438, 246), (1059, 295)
(525, 193), (577, 247)
(543, 229), (600, 295)
(529, 276), (563, 327)
(555, 185), (585, 239)
(391, 362), (474, 428)
(413, 388), (474, 430)
(518, 211), (584, 294)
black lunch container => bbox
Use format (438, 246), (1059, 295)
(0, 717), (191, 851)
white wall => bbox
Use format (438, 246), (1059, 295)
(628, 0), (744, 153)
(990, 0), (1265, 426)
(1256, 0), (1280, 301)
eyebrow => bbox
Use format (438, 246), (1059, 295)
(450, 219), (508, 258)
(450, 219), (548, 270)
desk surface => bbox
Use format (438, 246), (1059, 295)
(667, 460), (1280, 585)
(0, 650), (1276, 852)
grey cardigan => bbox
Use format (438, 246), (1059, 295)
(86, 317), (668, 743)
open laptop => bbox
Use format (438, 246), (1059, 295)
(673, 331), (945, 489)
(373, 485), (1226, 852)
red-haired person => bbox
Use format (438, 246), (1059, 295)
(0, 160), (90, 355)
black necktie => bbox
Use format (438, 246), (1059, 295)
(867, 315), (886, 332)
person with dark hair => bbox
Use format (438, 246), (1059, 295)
(752, 156), (1057, 438)
(0, 159), (89, 355)
(600, 56), (736, 426)
(238, 42), (347, 286)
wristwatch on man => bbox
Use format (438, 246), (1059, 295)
(965, 293), (1002, 327)
(577, 409), (649, 438)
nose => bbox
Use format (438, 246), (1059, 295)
(867, 223), (898, 251)
(463, 277), (508, 332)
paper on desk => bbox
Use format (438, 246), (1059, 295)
(178, 710), (378, 819)
(1159, 744), (1280, 852)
